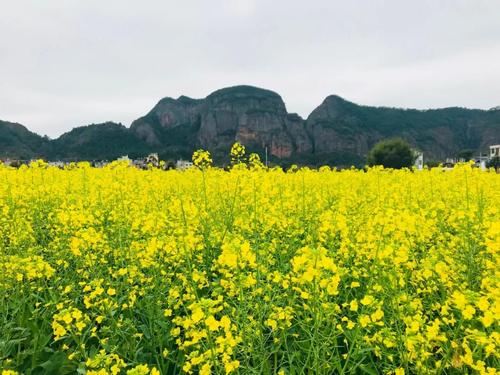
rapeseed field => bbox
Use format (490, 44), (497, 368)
(0, 147), (498, 374)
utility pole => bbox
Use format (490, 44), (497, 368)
(265, 146), (268, 167)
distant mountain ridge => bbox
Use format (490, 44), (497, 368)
(0, 120), (51, 158)
(1, 85), (499, 166)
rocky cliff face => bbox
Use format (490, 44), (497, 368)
(131, 96), (203, 146)
(2, 85), (499, 165)
(199, 86), (292, 157)
(305, 96), (500, 163)
(131, 85), (312, 160)
(306, 95), (373, 158)
(130, 86), (500, 166)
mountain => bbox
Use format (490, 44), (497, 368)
(130, 86), (312, 162)
(130, 85), (500, 165)
(0, 120), (50, 159)
(1, 85), (499, 166)
(48, 122), (152, 161)
(305, 95), (500, 165)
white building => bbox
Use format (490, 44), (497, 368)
(414, 151), (424, 170)
(176, 159), (193, 170)
(48, 161), (65, 168)
(490, 145), (500, 158)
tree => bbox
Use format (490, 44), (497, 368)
(458, 149), (474, 161)
(367, 138), (416, 169)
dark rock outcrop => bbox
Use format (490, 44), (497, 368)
(131, 85), (312, 160)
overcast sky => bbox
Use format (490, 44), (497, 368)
(1, 0), (500, 137)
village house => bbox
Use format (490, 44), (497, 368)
(176, 159), (193, 170)
(490, 145), (500, 158)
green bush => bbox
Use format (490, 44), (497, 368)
(367, 138), (416, 169)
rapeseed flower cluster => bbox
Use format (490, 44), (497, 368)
(0, 151), (498, 374)
(230, 142), (246, 165)
(192, 150), (213, 169)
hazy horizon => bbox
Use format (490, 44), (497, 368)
(1, 0), (500, 137)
